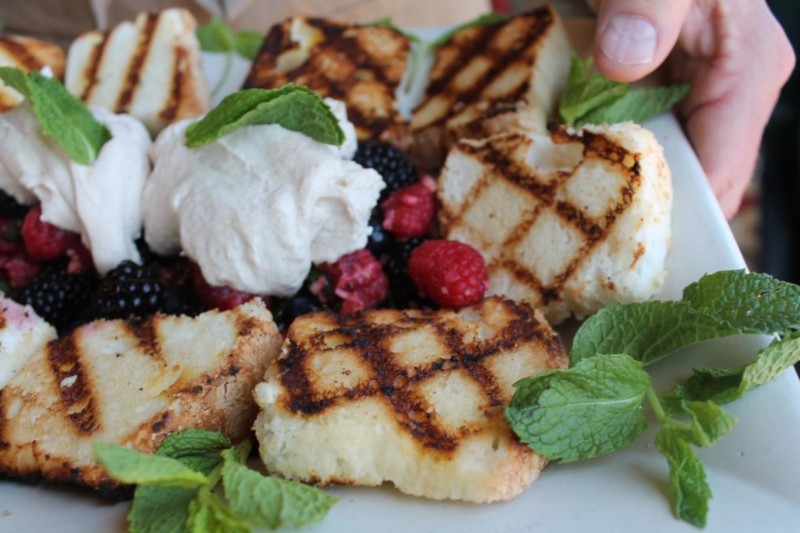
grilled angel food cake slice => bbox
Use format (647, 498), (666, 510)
(0, 299), (281, 495)
(243, 16), (411, 140)
(254, 297), (568, 503)
(406, 6), (570, 170)
(65, 8), (210, 136)
(0, 35), (65, 112)
(438, 122), (672, 325)
(0, 296), (56, 390)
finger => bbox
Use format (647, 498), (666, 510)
(679, 1), (795, 219)
(593, 0), (692, 82)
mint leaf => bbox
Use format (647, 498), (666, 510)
(127, 430), (230, 533)
(430, 12), (509, 49)
(95, 443), (208, 489)
(196, 17), (234, 53)
(197, 18), (263, 60)
(187, 486), (249, 533)
(661, 400), (738, 447)
(221, 448), (337, 529)
(683, 270), (800, 335)
(570, 301), (738, 365)
(234, 31), (263, 60)
(156, 428), (231, 474)
(0, 67), (111, 165)
(576, 84), (690, 126)
(185, 85), (344, 148)
(559, 56), (628, 125)
(557, 54), (689, 126)
(571, 270), (800, 366)
(669, 330), (800, 406)
(94, 442), (209, 488)
(655, 427), (711, 528)
(506, 354), (650, 462)
(129, 485), (197, 533)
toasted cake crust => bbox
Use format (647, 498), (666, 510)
(404, 6), (570, 170)
(0, 299), (281, 496)
(0, 35), (65, 112)
(438, 122), (672, 324)
(65, 8), (209, 135)
(254, 297), (567, 502)
(243, 16), (411, 139)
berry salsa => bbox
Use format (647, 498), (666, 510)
(0, 142), (490, 334)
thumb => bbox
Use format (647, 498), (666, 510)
(593, 0), (692, 82)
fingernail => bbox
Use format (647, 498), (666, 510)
(599, 15), (657, 65)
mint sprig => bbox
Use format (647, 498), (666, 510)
(93, 429), (337, 533)
(0, 67), (111, 165)
(184, 85), (345, 148)
(571, 270), (800, 365)
(507, 354), (650, 462)
(507, 270), (800, 528)
(196, 17), (262, 60)
(558, 55), (689, 126)
(196, 18), (262, 98)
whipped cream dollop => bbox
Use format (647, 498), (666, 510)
(0, 103), (151, 274)
(143, 99), (383, 297)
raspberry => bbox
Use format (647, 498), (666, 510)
(4, 257), (41, 288)
(353, 142), (418, 202)
(319, 249), (388, 314)
(15, 262), (97, 329)
(91, 261), (163, 319)
(408, 240), (489, 308)
(21, 206), (84, 262)
(191, 264), (256, 311)
(381, 182), (436, 240)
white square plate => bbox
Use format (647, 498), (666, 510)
(2, 28), (799, 533)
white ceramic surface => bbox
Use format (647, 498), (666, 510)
(2, 36), (799, 533)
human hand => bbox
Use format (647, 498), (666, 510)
(590, 0), (795, 219)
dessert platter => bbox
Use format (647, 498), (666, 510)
(0, 7), (799, 533)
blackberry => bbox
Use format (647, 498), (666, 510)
(384, 237), (424, 307)
(92, 261), (162, 319)
(366, 211), (394, 257)
(273, 293), (322, 331)
(15, 262), (97, 331)
(0, 190), (28, 219)
(353, 142), (418, 202)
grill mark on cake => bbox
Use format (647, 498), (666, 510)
(78, 33), (109, 101)
(114, 12), (159, 113)
(281, 339), (336, 414)
(0, 38), (42, 72)
(243, 22), (286, 88)
(158, 46), (186, 122)
(244, 17), (407, 138)
(419, 7), (553, 129)
(450, 127), (643, 305)
(279, 299), (560, 452)
(124, 318), (161, 360)
(47, 336), (99, 434)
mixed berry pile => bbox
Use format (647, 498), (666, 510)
(0, 142), (489, 334)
